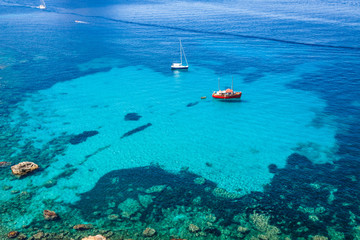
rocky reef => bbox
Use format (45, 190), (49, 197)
(0, 119), (359, 240)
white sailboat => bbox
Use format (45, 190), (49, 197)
(171, 39), (188, 70)
(38, 0), (46, 9)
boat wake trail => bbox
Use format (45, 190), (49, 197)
(18, 5), (360, 51)
(52, 10), (360, 51)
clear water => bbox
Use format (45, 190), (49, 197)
(0, 0), (359, 239)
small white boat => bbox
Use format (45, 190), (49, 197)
(171, 39), (188, 70)
(75, 20), (89, 24)
(38, 0), (46, 9)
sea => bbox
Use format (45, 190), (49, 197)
(0, 0), (359, 239)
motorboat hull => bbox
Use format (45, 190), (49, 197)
(212, 92), (242, 99)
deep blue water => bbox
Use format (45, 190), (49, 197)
(0, 0), (360, 239)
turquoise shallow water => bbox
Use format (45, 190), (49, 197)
(6, 61), (337, 209)
(0, 0), (360, 238)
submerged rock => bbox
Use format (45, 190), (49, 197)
(43, 210), (59, 220)
(17, 233), (27, 240)
(143, 227), (156, 237)
(0, 161), (11, 167)
(258, 234), (268, 240)
(204, 227), (221, 237)
(237, 226), (249, 233)
(145, 185), (166, 193)
(124, 113), (142, 121)
(205, 214), (216, 223)
(120, 123), (152, 139)
(194, 177), (206, 185)
(69, 130), (99, 145)
(268, 164), (278, 173)
(212, 187), (242, 199)
(138, 194), (153, 208)
(82, 235), (106, 240)
(44, 179), (57, 188)
(312, 235), (328, 240)
(7, 231), (19, 238)
(186, 101), (199, 107)
(11, 162), (39, 176)
(73, 224), (93, 230)
(32, 231), (44, 239)
(188, 224), (200, 233)
(2, 185), (12, 190)
(118, 198), (141, 218)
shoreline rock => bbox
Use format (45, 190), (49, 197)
(11, 162), (39, 176)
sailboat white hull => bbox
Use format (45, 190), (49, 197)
(171, 63), (188, 69)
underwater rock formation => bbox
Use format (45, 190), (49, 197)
(11, 161), (38, 176)
(145, 184), (166, 193)
(143, 227), (156, 237)
(312, 235), (328, 240)
(73, 224), (93, 230)
(0, 161), (11, 167)
(43, 210), (59, 221)
(212, 187), (242, 199)
(7, 231), (19, 238)
(188, 224), (200, 233)
(32, 231), (44, 239)
(118, 198), (142, 218)
(120, 123), (152, 139)
(82, 235), (106, 240)
(237, 226), (249, 233)
(124, 113), (142, 121)
(138, 194), (154, 208)
(186, 101), (199, 107)
(194, 177), (206, 185)
(69, 131), (99, 145)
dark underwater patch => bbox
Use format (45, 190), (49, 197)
(124, 113), (142, 121)
(268, 163), (278, 173)
(120, 123), (152, 139)
(69, 130), (99, 145)
(72, 166), (227, 222)
(80, 145), (111, 165)
(252, 153), (360, 239)
(243, 72), (265, 83)
(186, 101), (199, 107)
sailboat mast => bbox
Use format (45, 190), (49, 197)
(182, 42), (188, 66)
(232, 76), (233, 90)
(218, 78), (220, 91)
(180, 39), (182, 65)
